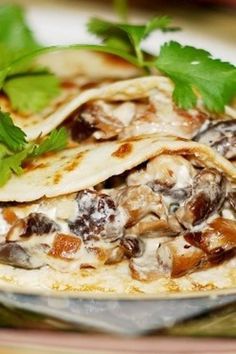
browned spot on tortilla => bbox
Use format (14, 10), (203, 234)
(191, 282), (217, 291)
(61, 80), (78, 90)
(129, 286), (145, 294)
(80, 81), (99, 91)
(24, 162), (48, 172)
(122, 136), (145, 143)
(53, 173), (62, 184)
(112, 143), (133, 158)
(161, 148), (194, 157)
(80, 264), (96, 270)
(166, 280), (180, 293)
(64, 152), (84, 172)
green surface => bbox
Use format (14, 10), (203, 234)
(1, 301), (236, 337)
(165, 303), (236, 337)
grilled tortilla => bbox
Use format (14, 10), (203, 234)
(3, 51), (235, 162)
(0, 50), (141, 141)
(8, 73), (234, 163)
(66, 77), (235, 163)
(0, 135), (236, 295)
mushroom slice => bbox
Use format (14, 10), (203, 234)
(127, 217), (179, 238)
(194, 120), (236, 159)
(117, 185), (164, 227)
(6, 213), (60, 242)
(120, 235), (144, 258)
(156, 236), (207, 278)
(176, 168), (227, 228)
(229, 191), (236, 211)
(49, 233), (82, 260)
(185, 217), (236, 258)
(68, 189), (125, 242)
(80, 100), (134, 140)
(0, 243), (46, 269)
(154, 218), (236, 278)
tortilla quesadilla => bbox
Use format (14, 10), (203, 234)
(0, 135), (236, 294)
(0, 3), (236, 297)
(58, 76), (236, 163)
(7, 73), (234, 163)
(0, 51), (141, 141)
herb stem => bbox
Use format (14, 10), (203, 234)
(2, 44), (142, 76)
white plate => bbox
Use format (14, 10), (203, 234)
(0, 0), (236, 335)
(21, 0), (236, 64)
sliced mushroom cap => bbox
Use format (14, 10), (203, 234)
(156, 236), (207, 278)
(149, 217), (236, 278)
(120, 235), (144, 258)
(6, 213), (60, 242)
(229, 191), (236, 211)
(49, 233), (82, 260)
(146, 155), (195, 190)
(194, 120), (236, 159)
(127, 155), (195, 190)
(105, 246), (125, 265)
(185, 217), (236, 256)
(80, 100), (131, 140)
(176, 168), (227, 228)
(117, 185), (164, 227)
(69, 189), (125, 241)
(0, 243), (45, 269)
(127, 217), (180, 238)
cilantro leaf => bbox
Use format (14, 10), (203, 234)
(0, 4), (41, 74)
(88, 16), (172, 63)
(156, 41), (236, 112)
(3, 71), (61, 113)
(0, 111), (26, 151)
(31, 128), (69, 157)
(0, 149), (28, 187)
(0, 5), (62, 114)
(0, 111), (69, 186)
(0, 4), (39, 52)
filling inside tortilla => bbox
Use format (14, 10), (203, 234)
(0, 153), (235, 281)
(67, 91), (236, 161)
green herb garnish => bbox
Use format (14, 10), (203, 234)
(88, 16), (172, 65)
(0, 110), (68, 186)
(4, 70), (61, 113)
(0, 4), (61, 113)
(156, 41), (236, 112)
(0, 1), (235, 186)
(0, 3), (235, 114)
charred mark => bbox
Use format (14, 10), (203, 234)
(112, 143), (133, 158)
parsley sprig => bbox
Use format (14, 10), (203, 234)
(0, 1), (235, 186)
(156, 41), (236, 112)
(0, 110), (68, 186)
(0, 4), (61, 114)
(1, 2), (235, 114)
(87, 15), (173, 65)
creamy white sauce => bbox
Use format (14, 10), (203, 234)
(0, 210), (10, 237)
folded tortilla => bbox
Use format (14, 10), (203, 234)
(12, 71), (234, 163)
(0, 135), (235, 296)
(0, 50), (141, 141)
(3, 51), (235, 163)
